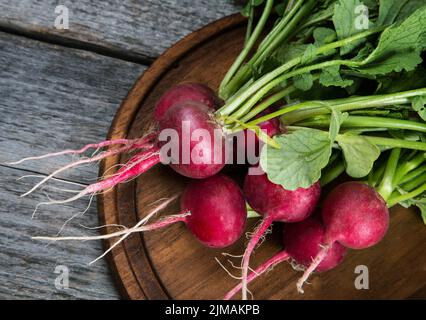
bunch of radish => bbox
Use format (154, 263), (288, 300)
(8, 0), (426, 299)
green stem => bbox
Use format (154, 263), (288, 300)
(368, 159), (387, 187)
(217, 26), (385, 117)
(399, 165), (426, 185)
(247, 88), (426, 127)
(230, 58), (362, 120)
(239, 84), (300, 123)
(377, 149), (401, 201)
(221, 0), (312, 99)
(219, 0), (274, 96)
(296, 115), (426, 132)
(320, 161), (345, 186)
(393, 153), (426, 185)
(244, 2), (255, 44)
(362, 137), (426, 151)
(387, 183), (426, 207)
(401, 172), (426, 192)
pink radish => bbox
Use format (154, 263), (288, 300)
(158, 101), (227, 178)
(296, 182), (389, 293)
(34, 174), (247, 251)
(224, 217), (346, 299)
(154, 82), (220, 121)
(233, 109), (281, 165)
(240, 171), (321, 299)
(10, 83), (229, 206)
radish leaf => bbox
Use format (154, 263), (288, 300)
(412, 96), (426, 121)
(333, 0), (369, 55)
(359, 6), (426, 75)
(337, 134), (381, 178)
(320, 65), (354, 88)
(294, 73), (314, 91)
(260, 129), (332, 190)
(377, 0), (410, 26)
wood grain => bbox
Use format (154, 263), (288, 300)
(0, 31), (145, 181)
(0, 0), (240, 62)
(99, 14), (426, 300)
(0, 31), (144, 299)
(0, 1), (241, 300)
(0, 165), (120, 299)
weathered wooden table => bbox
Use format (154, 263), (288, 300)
(0, 0), (240, 300)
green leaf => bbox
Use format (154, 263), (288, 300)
(320, 65), (354, 88)
(359, 6), (426, 75)
(395, 0), (426, 21)
(301, 44), (318, 65)
(260, 129), (332, 190)
(329, 109), (348, 142)
(294, 73), (314, 91)
(333, 0), (370, 55)
(412, 96), (426, 121)
(337, 134), (381, 178)
(313, 27), (337, 46)
(377, 0), (410, 26)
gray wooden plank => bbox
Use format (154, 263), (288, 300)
(0, 31), (146, 182)
(0, 165), (120, 299)
(0, 0), (240, 61)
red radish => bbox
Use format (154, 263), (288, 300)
(154, 82), (220, 121)
(297, 182), (389, 293)
(233, 109), (281, 165)
(9, 83), (229, 205)
(182, 174), (247, 247)
(33, 174), (247, 253)
(224, 217), (346, 299)
(158, 101), (227, 178)
(240, 171), (321, 299)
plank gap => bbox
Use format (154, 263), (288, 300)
(0, 22), (155, 66)
(0, 164), (90, 187)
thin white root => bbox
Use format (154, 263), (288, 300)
(215, 257), (242, 280)
(18, 175), (87, 188)
(222, 252), (244, 258)
(5, 138), (140, 165)
(226, 259), (257, 275)
(89, 195), (178, 265)
(19, 143), (141, 198)
(296, 245), (330, 294)
(31, 191), (88, 219)
(56, 194), (95, 236)
(79, 223), (128, 230)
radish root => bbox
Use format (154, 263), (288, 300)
(224, 250), (289, 300)
(6, 133), (157, 165)
(240, 215), (274, 300)
(296, 244), (331, 294)
(31, 196), (183, 265)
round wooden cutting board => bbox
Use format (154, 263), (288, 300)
(98, 14), (426, 300)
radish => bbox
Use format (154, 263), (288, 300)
(158, 101), (227, 178)
(224, 217), (347, 299)
(9, 83), (231, 205)
(154, 82), (220, 121)
(240, 171), (321, 299)
(233, 109), (281, 165)
(33, 174), (247, 258)
(296, 181), (389, 293)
